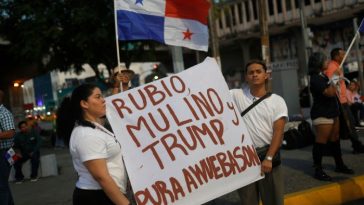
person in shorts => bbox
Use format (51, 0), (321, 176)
(309, 52), (354, 181)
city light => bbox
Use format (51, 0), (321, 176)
(13, 82), (20, 87)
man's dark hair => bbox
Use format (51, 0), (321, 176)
(244, 59), (267, 73)
(18, 120), (27, 129)
(330, 48), (343, 60)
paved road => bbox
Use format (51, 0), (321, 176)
(9, 134), (364, 205)
(344, 199), (364, 205)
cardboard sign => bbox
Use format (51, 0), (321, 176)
(106, 57), (263, 205)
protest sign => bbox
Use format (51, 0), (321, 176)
(106, 57), (263, 205)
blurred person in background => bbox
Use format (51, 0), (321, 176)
(13, 120), (42, 183)
(111, 66), (135, 94)
(346, 80), (364, 127)
(0, 89), (16, 205)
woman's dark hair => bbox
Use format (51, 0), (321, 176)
(56, 83), (98, 146)
(308, 52), (327, 75)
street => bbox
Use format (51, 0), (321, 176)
(9, 133), (364, 205)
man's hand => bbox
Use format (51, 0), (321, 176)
(16, 152), (23, 158)
(0, 130), (15, 139)
(261, 159), (273, 175)
(114, 73), (123, 83)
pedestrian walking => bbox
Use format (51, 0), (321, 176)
(57, 83), (130, 205)
(230, 60), (288, 205)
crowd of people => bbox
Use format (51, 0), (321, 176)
(1, 47), (364, 205)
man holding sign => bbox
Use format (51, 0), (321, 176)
(230, 60), (288, 205)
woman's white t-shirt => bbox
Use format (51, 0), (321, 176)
(69, 123), (127, 193)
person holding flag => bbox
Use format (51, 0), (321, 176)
(112, 65), (135, 94)
(325, 48), (364, 154)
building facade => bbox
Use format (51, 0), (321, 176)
(216, 0), (364, 115)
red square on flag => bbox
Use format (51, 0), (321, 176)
(165, 0), (210, 25)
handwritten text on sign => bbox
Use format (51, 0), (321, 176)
(106, 58), (262, 205)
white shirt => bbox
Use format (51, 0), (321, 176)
(69, 122), (127, 193)
(230, 88), (288, 148)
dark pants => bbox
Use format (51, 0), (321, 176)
(14, 151), (40, 180)
(238, 166), (283, 205)
(73, 187), (114, 205)
(340, 103), (363, 149)
(0, 149), (14, 205)
(350, 102), (364, 125)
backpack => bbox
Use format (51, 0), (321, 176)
(282, 120), (315, 150)
(282, 128), (304, 150)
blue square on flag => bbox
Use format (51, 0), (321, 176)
(117, 10), (164, 43)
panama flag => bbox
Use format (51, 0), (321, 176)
(115, 0), (210, 51)
(5, 148), (19, 166)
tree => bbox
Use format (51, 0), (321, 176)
(0, 0), (159, 85)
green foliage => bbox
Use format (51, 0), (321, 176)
(0, 0), (158, 82)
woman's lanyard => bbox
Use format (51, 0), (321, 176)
(93, 122), (121, 149)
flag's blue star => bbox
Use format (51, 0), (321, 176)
(135, 0), (143, 5)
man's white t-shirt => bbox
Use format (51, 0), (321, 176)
(230, 88), (288, 148)
(69, 124), (127, 193)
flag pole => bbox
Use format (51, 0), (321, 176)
(339, 19), (363, 69)
(113, 0), (121, 70)
(171, 46), (185, 73)
(353, 17), (364, 92)
(339, 32), (359, 69)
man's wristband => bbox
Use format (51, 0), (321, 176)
(265, 156), (273, 161)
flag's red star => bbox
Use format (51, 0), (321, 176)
(182, 28), (193, 40)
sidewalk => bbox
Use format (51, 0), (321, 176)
(9, 136), (364, 205)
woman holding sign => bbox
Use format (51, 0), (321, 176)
(57, 84), (129, 205)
